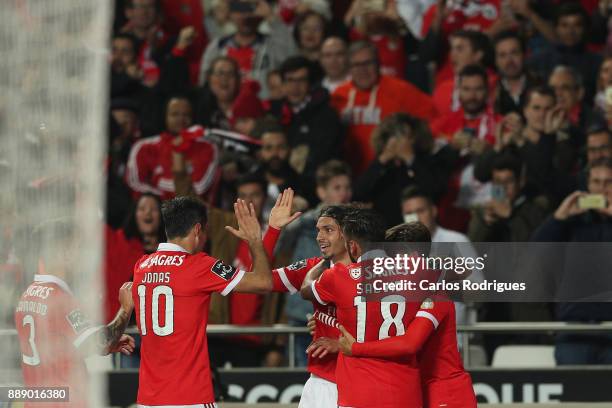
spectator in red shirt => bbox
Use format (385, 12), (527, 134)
(104, 193), (165, 324)
(432, 64), (502, 232)
(331, 41), (435, 175)
(120, 0), (171, 87)
(432, 30), (496, 115)
(344, 0), (407, 78)
(199, 0), (297, 98)
(126, 96), (219, 200)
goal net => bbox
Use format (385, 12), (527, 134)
(0, 0), (111, 406)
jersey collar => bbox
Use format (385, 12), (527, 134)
(157, 242), (190, 253)
(34, 274), (73, 295)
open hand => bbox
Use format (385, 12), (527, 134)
(268, 188), (302, 229)
(225, 199), (262, 244)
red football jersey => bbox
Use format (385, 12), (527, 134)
(132, 242), (245, 406)
(417, 300), (477, 408)
(273, 257), (341, 383)
(313, 259), (422, 408)
(15, 275), (95, 407)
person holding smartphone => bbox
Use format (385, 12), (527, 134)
(468, 153), (549, 242)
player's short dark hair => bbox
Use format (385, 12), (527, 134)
(588, 157), (612, 176)
(524, 85), (556, 107)
(400, 186), (433, 206)
(458, 64), (488, 85)
(318, 204), (349, 224)
(161, 196), (208, 240)
(279, 55), (315, 85)
(340, 208), (385, 244)
(493, 30), (525, 54)
(236, 173), (267, 193)
(492, 153), (523, 180)
(385, 222), (432, 256)
(316, 160), (351, 188)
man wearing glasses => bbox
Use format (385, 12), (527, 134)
(330, 41), (435, 175)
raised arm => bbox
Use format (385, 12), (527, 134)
(264, 188), (302, 258)
(226, 199), (273, 293)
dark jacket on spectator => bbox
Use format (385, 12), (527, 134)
(474, 133), (577, 203)
(527, 43), (602, 105)
(354, 149), (453, 228)
(267, 87), (344, 203)
(493, 72), (541, 115)
(468, 195), (550, 242)
(532, 212), (612, 322)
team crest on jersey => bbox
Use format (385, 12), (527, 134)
(287, 259), (307, 271)
(66, 309), (91, 334)
(211, 260), (237, 281)
(350, 267), (361, 280)
(420, 298), (434, 310)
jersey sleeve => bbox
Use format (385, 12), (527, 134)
(351, 299), (451, 359)
(272, 258), (319, 293)
(60, 295), (101, 350)
(414, 298), (451, 330)
(193, 254), (246, 296)
(262, 226), (281, 262)
(312, 266), (336, 305)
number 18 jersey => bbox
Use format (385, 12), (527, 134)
(132, 242), (245, 406)
(313, 259), (422, 408)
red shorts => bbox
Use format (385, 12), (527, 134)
(424, 372), (477, 408)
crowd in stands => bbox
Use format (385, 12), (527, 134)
(39, 0), (612, 368)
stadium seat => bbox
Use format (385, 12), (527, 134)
(468, 344), (488, 367)
(491, 345), (556, 368)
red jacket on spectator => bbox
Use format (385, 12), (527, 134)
(161, 0), (208, 84)
(126, 132), (219, 200)
(104, 225), (144, 322)
(433, 70), (499, 116)
(431, 107), (500, 232)
(431, 107), (500, 145)
(331, 75), (435, 175)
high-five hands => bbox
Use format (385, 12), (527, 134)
(225, 199), (262, 245)
(268, 188), (302, 229)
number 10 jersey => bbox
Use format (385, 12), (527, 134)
(132, 242), (245, 406)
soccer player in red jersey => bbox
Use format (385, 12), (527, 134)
(302, 208), (423, 408)
(270, 205), (352, 407)
(334, 222), (477, 408)
(15, 219), (135, 408)
(132, 195), (278, 407)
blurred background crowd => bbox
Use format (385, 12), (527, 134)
(5, 0), (612, 370)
